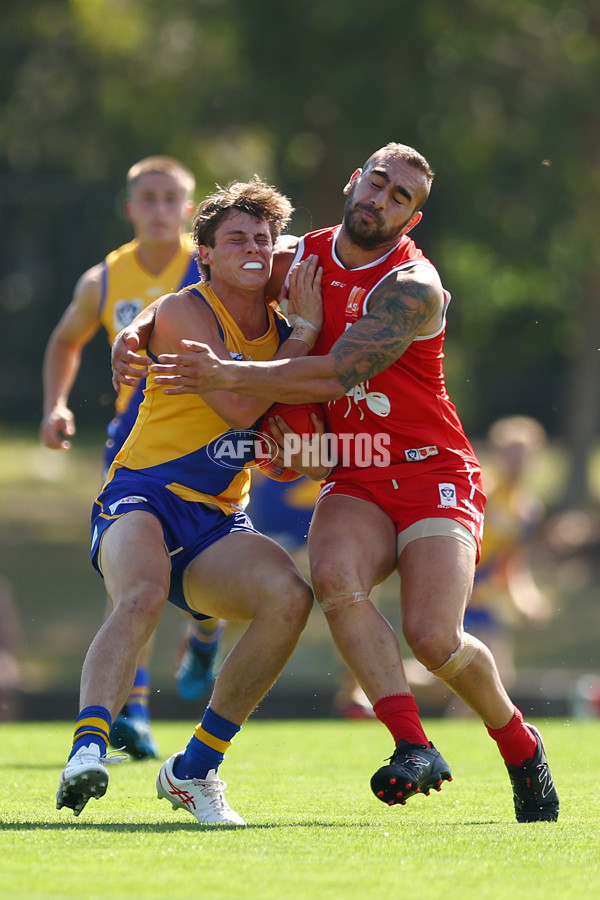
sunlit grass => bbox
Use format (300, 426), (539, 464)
(0, 719), (599, 900)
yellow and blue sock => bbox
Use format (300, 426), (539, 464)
(69, 705), (111, 759)
(189, 619), (223, 659)
(173, 706), (240, 779)
(123, 668), (151, 722)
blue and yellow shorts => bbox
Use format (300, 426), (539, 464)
(91, 469), (258, 620)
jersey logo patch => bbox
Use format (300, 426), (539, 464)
(438, 483), (457, 507)
(405, 445), (439, 462)
(344, 287), (367, 319)
(114, 299), (143, 330)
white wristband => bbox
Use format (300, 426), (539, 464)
(290, 323), (318, 349)
(279, 298), (319, 333)
(289, 315), (320, 332)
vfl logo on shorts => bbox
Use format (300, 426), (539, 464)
(438, 483), (457, 507)
(405, 445), (439, 462)
(229, 351), (244, 360)
(108, 495), (148, 515)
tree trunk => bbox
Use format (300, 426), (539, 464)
(560, 284), (600, 508)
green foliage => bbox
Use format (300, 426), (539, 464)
(0, 720), (599, 899)
(1, 0), (598, 499)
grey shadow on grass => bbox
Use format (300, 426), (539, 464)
(0, 819), (503, 831)
(2, 760), (161, 771)
(3, 763), (75, 771)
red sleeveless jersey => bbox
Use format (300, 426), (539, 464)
(290, 225), (480, 481)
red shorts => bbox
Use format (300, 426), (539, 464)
(317, 465), (486, 561)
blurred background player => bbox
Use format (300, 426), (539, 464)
(462, 416), (552, 689)
(0, 575), (23, 721)
(406, 414), (552, 715)
(40, 156), (224, 757)
(246, 471), (318, 567)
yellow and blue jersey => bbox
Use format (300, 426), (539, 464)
(99, 233), (201, 467)
(99, 234), (198, 341)
(466, 473), (542, 630)
(475, 476), (540, 585)
(103, 283), (290, 516)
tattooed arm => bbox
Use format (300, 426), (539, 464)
(329, 265), (443, 393)
(150, 263), (443, 403)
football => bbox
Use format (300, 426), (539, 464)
(257, 402), (326, 482)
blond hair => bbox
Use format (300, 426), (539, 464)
(126, 156), (196, 199)
(488, 416), (547, 453)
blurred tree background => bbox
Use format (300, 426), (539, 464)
(1, 0), (598, 505)
(1, 0), (599, 710)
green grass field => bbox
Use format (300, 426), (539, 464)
(1, 719), (599, 900)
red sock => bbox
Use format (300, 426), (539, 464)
(486, 707), (537, 767)
(373, 693), (429, 746)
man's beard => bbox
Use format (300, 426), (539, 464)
(342, 193), (410, 251)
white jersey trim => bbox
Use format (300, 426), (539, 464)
(331, 226), (399, 271)
(283, 236), (307, 289)
(285, 233), (450, 343)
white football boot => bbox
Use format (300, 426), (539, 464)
(57, 744), (114, 816)
(156, 753), (245, 825)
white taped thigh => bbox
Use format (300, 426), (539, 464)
(397, 517), (477, 556)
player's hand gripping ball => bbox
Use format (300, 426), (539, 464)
(257, 402), (325, 482)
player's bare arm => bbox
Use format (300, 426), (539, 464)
(150, 288), (265, 429)
(150, 254), (324, 398)
(112, 241), (306, 389)
(329, 264), (443, 392)
(110, 299), (160, 389)
(40, 264), (104, 450)
(145, 263), (442, 405)
(151, 282), (321, 430)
